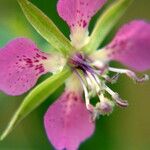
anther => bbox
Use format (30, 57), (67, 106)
(104, 85), (128, 108)
(126, 71), (149, 83)
(112, 93), (128, 107)
(108, 67), (149, 83)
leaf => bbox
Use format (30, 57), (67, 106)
(84, 0), (134, 53)
(0, 67), (71, 140)
(18, 0), (73, 56)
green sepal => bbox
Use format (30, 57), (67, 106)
(84, 0), (133, 53)
(18, 0), (74, 56)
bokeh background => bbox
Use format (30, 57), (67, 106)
(0, 0), (150, 149)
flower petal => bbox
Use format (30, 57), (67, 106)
(57, 0), (107, 49)
(0, 38), (56, 96)
(107, 20), (150, 72)
(44, 90), (95, 150)
(57, 0), (106, 30)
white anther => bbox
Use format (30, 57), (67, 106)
(104, 84), (128, 107)
(104, 84), (118, 99)
(82, 82), (92, 111)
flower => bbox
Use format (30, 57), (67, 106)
(0, 0), (150, 150)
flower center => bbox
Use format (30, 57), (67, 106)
(69, 53), (97, 73)
(68, 53), (149, 120)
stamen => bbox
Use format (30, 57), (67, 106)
(127, 72), (149, 83)
(86, 71), (101, 95)
(85, 75), (96, 97)
(69, 53), (140, 119)
(93, 74), (101, 85)
(92, 105), (101, 121)
(85, 72), (115, 116)
(102, 73), (120, 84)
(74, 70), (94, 112)
(104, 85), (128, 107)
(108, 67), (149, 83)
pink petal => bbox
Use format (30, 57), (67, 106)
(0, 38), (50, 96)
(57, 0), (107, 31)
(44, 90), (95, 150)
(107, 20), (150, 72)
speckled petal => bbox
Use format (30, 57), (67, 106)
(57, 0), (106, 30)
(107, 20), (150, 72)
(44, 90), (95, 150)
(0, 38), (52, 95)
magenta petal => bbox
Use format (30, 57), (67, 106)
(107, 20), (150, 72)
(57, 0), (107, 30)
(44, 91), (95, 150)
(0, 38), (50, 95)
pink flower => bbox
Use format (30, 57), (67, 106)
(1, 0), (150, 150)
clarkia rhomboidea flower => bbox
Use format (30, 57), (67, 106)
(1, 0), (150, 150)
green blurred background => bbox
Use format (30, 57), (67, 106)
(0, 0), (150, 149)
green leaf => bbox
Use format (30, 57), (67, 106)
(84, 0), (133, 53)
(0, 67), (71, 141)
(18, 0), (73, 56)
